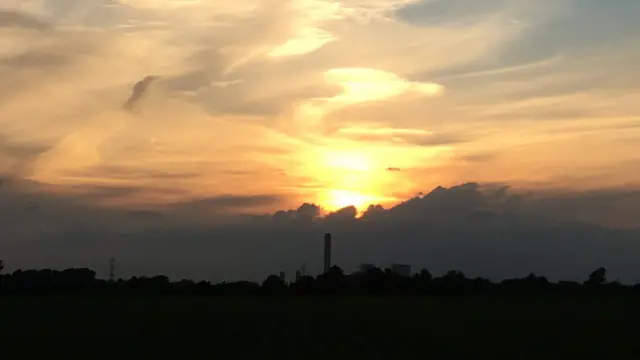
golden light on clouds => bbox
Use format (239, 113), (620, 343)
(324, 68), (444, 104)
(292, 68), (444, 132)
(324, 149), (372, 172)
(324, 189), (376, 212)
(268, 27), (335, 58)
(2, 0), (640, 215)
(294, 140), (446, 212)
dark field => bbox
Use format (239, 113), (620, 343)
(3, 296), (640, 358)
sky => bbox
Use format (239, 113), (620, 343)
(2, 0), (640, 282)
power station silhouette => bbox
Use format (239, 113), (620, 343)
(286, 232), (410, 281)
(324, 233), (332, 273)
(106, 232), (410, 282)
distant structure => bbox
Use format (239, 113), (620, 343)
(295, 270), (302, 282)
(324, 233), (332, 273)
(391, 263), (411, 277)
(301, 263), (307, 276)
(279, 271), (286, 283)
(359, 263), (375, 273)
(108, 257), (116, 282)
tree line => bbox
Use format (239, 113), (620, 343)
(0, 262), (636, 296)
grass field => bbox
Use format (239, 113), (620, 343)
(2, 296), (640, 358)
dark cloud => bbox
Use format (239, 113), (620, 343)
(326, 206), (358, 222)
(123, 76), (159, 112)
(0, 134), (51, 159)
(525, 189), (640, 229)
(3, 179), (640, 283)
(0, 133), (52, 175)
(456, 152), (496, 163)
(178, 194), (283, 210)
(272, 203), (322, 223)
(64, 184), (159, 204)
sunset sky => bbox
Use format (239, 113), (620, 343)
(3, 0), (639, 214)
(2, 1), (640, 280)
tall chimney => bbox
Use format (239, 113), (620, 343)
(324, 233), (332, 273)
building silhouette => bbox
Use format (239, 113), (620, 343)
(324, 233), (332, 273)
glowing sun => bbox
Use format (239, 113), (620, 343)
(315, 149), (383, 212)
(325, 189), (372, 212)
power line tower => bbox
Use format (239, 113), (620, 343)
(108, 257), (116, 282)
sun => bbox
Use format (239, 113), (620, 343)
(314, 149), (383, 212)
(325, 189), (371, 212)
(297, 145), (403, 212)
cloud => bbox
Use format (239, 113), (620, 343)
(324, 68), (443, 104)
(123, 75), (158, 111)
(0, 9), (50, 30)
(0, 0), (568, 204)
(272, 202), (322, 223)
(174, 194), (283, 212)
(0, 133), (51, 175)
(394, 0), (557, 27)
(334, 127), (468, 146)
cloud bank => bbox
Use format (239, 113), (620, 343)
(2, 178), (640, 284)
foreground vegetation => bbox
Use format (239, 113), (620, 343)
(3, 263), (640, 356)
(0, 264), (631, 296)
(2, 296), (640, 357)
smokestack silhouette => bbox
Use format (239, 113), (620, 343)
(123, 75), (158, 112)
(324, 233), (332, 273)
(108, 257), (115, 282)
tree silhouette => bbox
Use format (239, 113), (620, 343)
(417, 269), (433, 282)
(0, 260), (4, 292)
(316, 266), (346, 294)
(0, 264), (635, 296)
(586, 267), (607, 286)
(261, 274), (287, 295)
